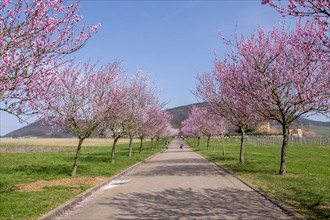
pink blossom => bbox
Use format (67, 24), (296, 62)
(1, 0), (100, 118)
(261, 0), (330, 26)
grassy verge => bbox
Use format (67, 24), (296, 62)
(187, 138), (330, 219)
(0, 138), (138, 148)
(0, 139), (165, 220)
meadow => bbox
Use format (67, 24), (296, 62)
(0, 138), (165, 220)
(0, 138), (141, 153)
(0, 138), (138, 148)
(187, 138), (330, 219)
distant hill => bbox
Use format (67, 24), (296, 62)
(4, 103), (329, 137)
(4, 119), (73, 138)
(293, 117), (330, 127)
(166, 103), (206, 128)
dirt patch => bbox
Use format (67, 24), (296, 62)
(319, 204), (330, 210)
(16, 177), (108, 192)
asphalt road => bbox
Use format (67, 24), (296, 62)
(60, 139), (293, 220)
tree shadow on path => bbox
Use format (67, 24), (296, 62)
(133, 163), (226, 177)
(99, 187), (292, 219)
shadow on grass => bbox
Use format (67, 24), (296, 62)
(290, 187), (330, 219)
(6, 164), (71, 176)
(191, 150), (279, 177)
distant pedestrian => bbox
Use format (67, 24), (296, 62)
(180, 143), (183, 149)
(165, 140), (169, 149)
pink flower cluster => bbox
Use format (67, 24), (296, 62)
(182, 106), (228, 138)
(261, 0), (330, 26)
(1, 0), (100, 117)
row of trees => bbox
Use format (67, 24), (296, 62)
(44, 62), (176, 176)
(193, 1), (329, 175)
(181, 106), (227, 151)
(1, 1), (177, 177)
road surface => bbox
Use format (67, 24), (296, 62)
(61, 139), (293, 219)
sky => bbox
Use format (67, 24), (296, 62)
(0, 0), (328, 136)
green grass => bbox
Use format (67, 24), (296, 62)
(187, 138), (330, 219)
(0, 140), (165, 220)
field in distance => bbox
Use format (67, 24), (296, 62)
(0, 138), (138, 147)
(0, 138), (141, 153)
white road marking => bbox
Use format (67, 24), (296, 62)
(101, 179), (131, 190)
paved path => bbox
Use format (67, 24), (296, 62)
(61, 140), (292, 219)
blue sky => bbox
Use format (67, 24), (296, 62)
(0, 0), (328, 135)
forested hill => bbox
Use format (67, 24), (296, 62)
(166, 103), (206, 128)
(3, 103), (329, 137)
(4, 119), (73, 138)
(165, 103), (330, 130)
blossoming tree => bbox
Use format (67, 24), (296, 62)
(37, 61), (125, 176)
(0, 0), (100, 117)
(182, 106), (228, 150)
(122, 71), (160, 156)
(261, 0), (329, 25)
(148, 111), (173, 149)
(196, 64), (261, 163)
(221, 21), (329, 175)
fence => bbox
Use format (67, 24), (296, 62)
(234, 135), (330, 146)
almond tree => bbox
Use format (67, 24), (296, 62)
(148, 111), (172, 149)
(136, 103), (166, 153)
(37, 61), (125, 176)
(196, 65), (261, 163)
(222, 20), (329, 175)
(261, 0), (330, 25)
(122, 71), (160, 156)
(182, 106), (228, 150)
(0, 0), (100, 117)
(162, 124), (180, 138)
(107, 110), (126, 164)
(181, 110), (202, 147)
(261, 1), (329, 54)
(140, 107), (157, 150)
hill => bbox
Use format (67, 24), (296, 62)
(4, 119), (73, 138)
(166, 103), (206, 128)
(4, 103), (329, 137)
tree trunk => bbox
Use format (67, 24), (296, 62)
(151, 138), (154, 149)
(156, 136), (159, 147)
(206, 135), (210, 150)
(139, 137), (143, 153)
(111, 136), (119, 164)
(222, 137), (225, 156)
(71, 138), (84, 177)
(279, 125), (289, 175)
(240, 129), (245, 163)
(197, 137), (200, 148)
(128, 135), (133, 157)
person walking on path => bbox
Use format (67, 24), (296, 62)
(165, 140), (169, 149)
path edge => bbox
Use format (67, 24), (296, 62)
(38, 149), (165, 220)
(191, 147), (306, 220)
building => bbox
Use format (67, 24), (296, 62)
(258, 122), (270, 133)
(289, 128), (303, 138)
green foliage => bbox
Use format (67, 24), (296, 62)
(187, 138), (330, 219)
(0, 141), (164, 220)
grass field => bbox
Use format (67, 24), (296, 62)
(187, 138), (330, 219)
(0, 138), (138, 148)
(0, 138), (165, 220)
